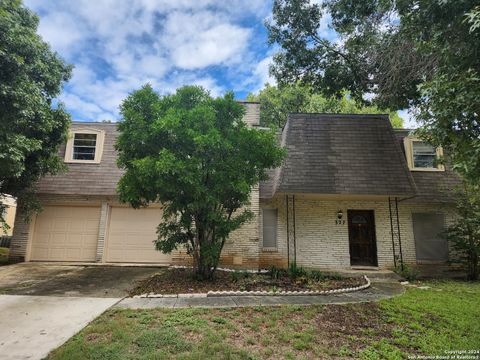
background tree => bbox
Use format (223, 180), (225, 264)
(0, 0), (72, 231)
(116, 85), (286, 279)
(267, 0), (480, 182)
(444, 184), (480, 280)
(247, 83), (403, 129)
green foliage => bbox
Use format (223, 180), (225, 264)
(116, 85), (286, 280)
(268, 0), (480, 183)
(0, 0), (72, 226)
(230, 271), (249, 283)
(268, 265), (287, 280)
(287, 262), (308, 279)
(268, 264), (342, 282)
(247, 83), (403, 129)
(308, 269), (326, 281)
(415, 71), (480, 184)
(394, 264), (419, 282)
(443, 184), (480, 280)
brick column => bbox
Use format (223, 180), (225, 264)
(95, 201), (110, 262)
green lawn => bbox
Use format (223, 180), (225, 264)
(49, 281), (480, 360)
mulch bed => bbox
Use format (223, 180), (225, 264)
(128, 268), (365, 296)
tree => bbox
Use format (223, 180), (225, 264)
(116, 85), (286, 279)
(0, 0), (72, 231)
(247, 83), (403, 129)
(444, 184), (480, 280)
(267, 0), (480, 182)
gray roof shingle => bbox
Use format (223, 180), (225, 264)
(262, 113), (418, 198)
(37, 122), (123, 195)
(393, 130), (462, 203)
(38, 114), (460, 204)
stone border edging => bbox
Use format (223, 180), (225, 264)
(133, 275), (371, 299)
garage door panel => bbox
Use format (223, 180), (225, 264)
(31, 206), (100, 262)
(53, 221), (69, 232)
(106, 207), (171, 263)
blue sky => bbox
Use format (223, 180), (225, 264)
(24, 0), (414, 126)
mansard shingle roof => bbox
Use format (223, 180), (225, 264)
(393, 129), (462, 203)
(261, 113), (418, 198)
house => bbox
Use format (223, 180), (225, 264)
(9, 104), (461, 270)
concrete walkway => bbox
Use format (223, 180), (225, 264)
(0, 295), (120, 360)
(116, 281), (404, 309)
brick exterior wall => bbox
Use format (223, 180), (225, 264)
(9, 207), (31, 263)
(10, 192), (456, 269)
(96, 201), (110, 261)
(259, 196), (456, 270)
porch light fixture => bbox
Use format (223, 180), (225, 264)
(337, 210), (343, 220)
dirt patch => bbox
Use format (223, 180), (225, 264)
(128, 268), (365, 295)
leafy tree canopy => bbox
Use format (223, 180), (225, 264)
(247, 83), (403, 129)
(116, 85), (286, 279)
(0, 0), (72, 231)
(444, 183), (480, 280)
(268, 0), (480, 183)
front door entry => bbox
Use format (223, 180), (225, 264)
(348, 210), (378, 266)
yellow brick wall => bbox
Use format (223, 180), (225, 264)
(259, 196), (456, 270)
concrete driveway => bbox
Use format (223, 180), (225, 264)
(0, 263), (163, 297)
(0, 263), (163, 360)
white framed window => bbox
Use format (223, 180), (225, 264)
(64, 129), (105, 164)
(262, 208), (277, 250)
(404, 137), (444, 171)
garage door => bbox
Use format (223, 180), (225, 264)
(105, 207), (171, 263)
(31, 206), (101, 261)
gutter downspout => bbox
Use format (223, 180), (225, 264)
(286, 195), (290, 267)
(293, 195), (296, 265)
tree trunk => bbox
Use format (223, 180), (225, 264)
(191, 229), (219, 280)
(469, 250), (479, 280)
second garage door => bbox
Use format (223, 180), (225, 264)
(105, 207), (172, 263)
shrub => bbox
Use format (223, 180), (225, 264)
(230, 271), (249, 282)
(326, 272), (343, 281)
(443, 184), (480, 280)
(287, 262), (308, 279)
(394, 264), (419, 281)
(268, 265), (287, 280)
(308, 270), (326, 281)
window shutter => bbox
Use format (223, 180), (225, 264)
(262, 209), (277, 248)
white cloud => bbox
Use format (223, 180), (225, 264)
(253, 56), (275, 88)
(23, 0), (274, 121)
(60, 92), (115, 122)
(36, 11), (85, 54)
(162, 11), (251, 69)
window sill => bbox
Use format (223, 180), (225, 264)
(262, 247), (278, 253)
(409, 167), (445, 172)
(64, 159), (101, 164)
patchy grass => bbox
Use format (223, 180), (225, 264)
(49, 280), (480, 359)
(128, 267), (363, 295)
(0, 247), (9, 266)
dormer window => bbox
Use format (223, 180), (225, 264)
(65, 128), (105, 163)
(404, 137), (444, 171)
(73, 133), (97, 160)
